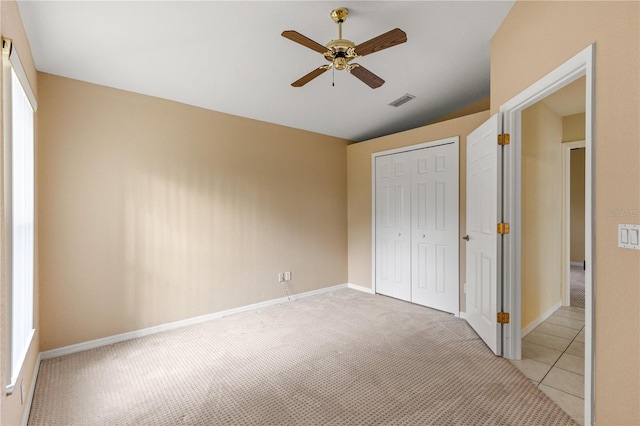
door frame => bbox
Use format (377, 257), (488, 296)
(562, 140), (586, 306)
(371, 136), (460, 314)
(500, 44), (594, 424)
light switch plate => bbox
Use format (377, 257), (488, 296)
(618, 224), (640, 250)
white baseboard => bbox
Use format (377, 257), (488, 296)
(347, 283), (375, 294)
(22, 353), (41, 426)
(287, 283), (347, 301)
(458, 311), (467, 320)
(41, 284), (348, 360)
(521, 300), (562, 337)
(570, 261), (583, 267)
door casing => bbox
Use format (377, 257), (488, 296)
(500, 44), (594, 425)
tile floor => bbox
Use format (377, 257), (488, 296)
(511, 306), (585, 425)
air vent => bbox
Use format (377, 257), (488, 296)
(388, 93), (416, 108)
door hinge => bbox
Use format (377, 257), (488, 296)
(497, 223), (510, 234)
(498, 133), (510, 145)
(497, 312), (510, 324)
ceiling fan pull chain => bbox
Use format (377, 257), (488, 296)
(332, 66), (335, 87)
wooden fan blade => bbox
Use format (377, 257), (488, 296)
(349, 65), (385, 89)
(282, 30), (328, 54)
(292, 66), (330, 87)
(354, 28), (407, 57)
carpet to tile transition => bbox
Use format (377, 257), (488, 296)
(29, 289), (576, 425)
(570, 265), (585, 309)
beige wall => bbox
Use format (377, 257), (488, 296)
(1, 1), (40, 425)
(570, 148), (586, 263)
(38, 73), (349, 351)
(492, 1), (639, 422)
(562, 113), (585, 143)
(347, 111), (489, 313)
(521, 101), (563, 329)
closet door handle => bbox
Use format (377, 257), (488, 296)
(463, 235), (470, 241)
(422, 234), (426, 238)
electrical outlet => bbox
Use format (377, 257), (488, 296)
(278, 273), (284, 282)
(284, 271), (291, 281)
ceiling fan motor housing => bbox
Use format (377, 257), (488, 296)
(325, 39), (356, 70)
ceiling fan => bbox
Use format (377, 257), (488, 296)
(282, 7), (407, 89)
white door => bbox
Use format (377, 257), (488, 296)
(375, 151), (411, 301)
(411, 143), (459, 313)
(465, 114), (502, 355)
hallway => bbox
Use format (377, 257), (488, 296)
(511, 266), (586, 424)
(512, 306), (585, 424)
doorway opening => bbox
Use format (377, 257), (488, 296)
(515, 77), (587, 424)
(500, 45), (594, 425)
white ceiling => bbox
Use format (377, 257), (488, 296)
(18, 1), (514, 142)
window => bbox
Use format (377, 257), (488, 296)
(3, 39), (36, 393)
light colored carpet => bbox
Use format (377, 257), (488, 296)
(29, 289), (576, 425)
(570, 265), (585, 309)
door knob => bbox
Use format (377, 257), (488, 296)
(422, 234), (426, 238)
(463, 235), (470, 241)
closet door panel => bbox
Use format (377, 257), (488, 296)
(411, 143), (459, 313)
(375, 152), (411, 301)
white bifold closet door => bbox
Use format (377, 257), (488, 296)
(375, 151), (412, 301)
(375, 141), (459, 314)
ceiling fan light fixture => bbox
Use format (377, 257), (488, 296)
(334, 56), (348, 71)
(388, 93), (416, 108)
